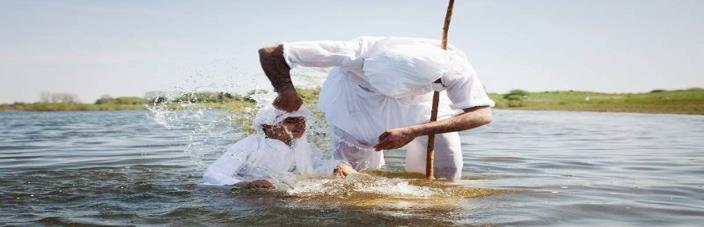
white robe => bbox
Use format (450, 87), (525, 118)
(283, 37), (495, 179)
(202, 135), (341, 186)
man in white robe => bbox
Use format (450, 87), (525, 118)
(258, 37), (494, 180)
(202, 105), (356, 189)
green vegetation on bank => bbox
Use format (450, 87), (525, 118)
(2, 88), (703, 115)
(490, 88), (704, 115)
(1, 91), (257, 112)
(95, 96), (144, 105)
(0, 103), (145, 111)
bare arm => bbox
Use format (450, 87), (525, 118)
(410, 106), (492, 136)
(258, 44), (292, 92)
(258, 44), (302, 112)
(374, 106), (493, 151)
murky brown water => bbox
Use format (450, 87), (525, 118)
(1, 110), (703, 226)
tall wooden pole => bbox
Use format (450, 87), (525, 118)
(426, 0), (455, 180)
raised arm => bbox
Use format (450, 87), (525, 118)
(258, 44), (302, 112)
(259, 40), (362, 111)
(374, 106), (492, 151)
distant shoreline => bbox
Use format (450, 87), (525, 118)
(489, 88), (703, 115)
(2, 88), (703, 115)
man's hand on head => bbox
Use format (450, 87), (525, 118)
(374, 127), (417, 151)
(274, 88), (303, 112)
(258, 44), (301, 112)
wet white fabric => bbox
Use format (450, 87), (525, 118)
(362, 40), (450, 98)
(330, 126), (384, 171)
(283, 36), (494, 179)
(404, 132), (463, 179)
(253, 105), (312, 135)
(253, 104), (318, 174)
(201, 135), (341, 186)
(203, 104), (337, 186)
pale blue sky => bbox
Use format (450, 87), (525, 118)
(1, 0), (702, 103)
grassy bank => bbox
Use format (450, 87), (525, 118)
(490, 88), (704, 115)
(3, 88), (703, 115)
(0, 102), (257, 112)
(0, 103), (145, 112)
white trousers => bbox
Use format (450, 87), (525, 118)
(403, 132), (463, 180)
(331, 126), (463, 180)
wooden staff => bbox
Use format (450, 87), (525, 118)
(427, 0), (455, 180)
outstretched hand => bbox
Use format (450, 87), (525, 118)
(374, 127), (417, 151)
(273, 89), (303, 112)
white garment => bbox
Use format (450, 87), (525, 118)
(253, 103), (312, 135)
(283, 37), (494, 179)
(202, 135), (341, 186)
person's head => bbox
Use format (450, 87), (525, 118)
(254, 104), (312, 145)
(261, 116), (306, 145)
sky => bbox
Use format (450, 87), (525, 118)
(1, 0), (703, 103)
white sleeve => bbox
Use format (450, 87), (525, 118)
(444, 66), (496, 110)
(202, 143), (248, 186)
(282, 39), (362, 69)
(309, 145), (341, 176)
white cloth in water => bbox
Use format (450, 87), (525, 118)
(202, 135), (341, 186)
(253, 104), (312, 135)
(282, 36), (494, 179)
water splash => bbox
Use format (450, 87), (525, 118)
(280, 173), (507, 209)
(145, 66), (258, 169)
(143, 64), (502, 208)
(286, 174), (438, 197)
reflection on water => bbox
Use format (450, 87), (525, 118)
(1, 110), (703, 225)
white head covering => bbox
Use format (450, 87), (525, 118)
(253, 104), (316, 175)
(253, 104), (312, 135)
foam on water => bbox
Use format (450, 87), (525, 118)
(287, 173), (441, 197)
(277, 173), (506, 210)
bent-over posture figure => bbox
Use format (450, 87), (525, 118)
(259, 37), (494, 180)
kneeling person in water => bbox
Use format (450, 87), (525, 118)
(202, 105), (356, 189)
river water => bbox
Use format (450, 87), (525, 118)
(1, 110), (703, 226)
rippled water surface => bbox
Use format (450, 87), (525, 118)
(1, 110), (703, 226)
